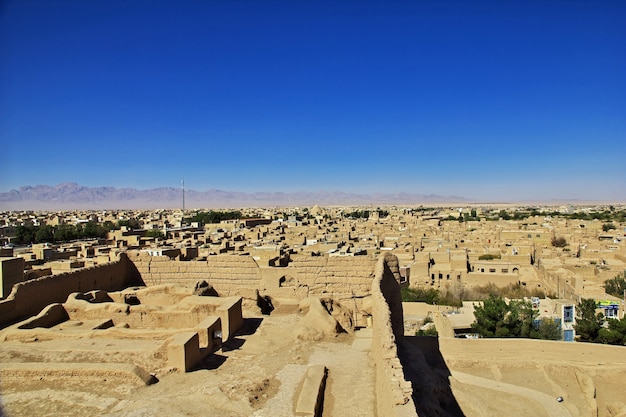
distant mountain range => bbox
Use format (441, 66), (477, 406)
(0, 183), (470, 210)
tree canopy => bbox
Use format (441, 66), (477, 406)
(14, 222), (111, 244)
(604, 272), (626, 298)
(471, 295), (537, 338)
(574, 298), (605, 343)
(185, 210), (243, 225)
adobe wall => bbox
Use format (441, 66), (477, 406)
(539, 266), (580, 301)
(371, 253), (416, 417)
(0, 254), (141, 328)
(1, 257), (26, 299)
(125, 251), (378, 319)
(126, 252), (263, 299)
(288, 254), (377, 299)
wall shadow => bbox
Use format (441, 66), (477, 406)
(221, 337), (245, 352)
(235, 317), (263, 336)
(121, 253), (146, 287)
(196, 353), (228, 371)
(399, 336), (465, 417)
(221, 318), (264, 352)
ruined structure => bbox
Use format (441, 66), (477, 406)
(1, 204), (625, 417)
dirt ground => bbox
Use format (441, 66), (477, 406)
(0, 308), (375, 417)
(2, 304), (626, 417)
(438, 337), (626, 417)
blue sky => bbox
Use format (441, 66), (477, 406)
(1, 0), (625, 201)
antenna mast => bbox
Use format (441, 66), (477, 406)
(182, 178), (185, 213)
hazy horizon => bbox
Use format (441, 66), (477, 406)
(2, 182), (624, 212)
(1, 1), (624, 202)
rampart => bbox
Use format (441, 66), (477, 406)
(0, 254), (141, 328)
(371, 253), (416, 417)
(126, 252), (262, 299)
(125, 251), (378, 324)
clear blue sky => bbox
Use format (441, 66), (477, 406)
(1, 0), (625, 201)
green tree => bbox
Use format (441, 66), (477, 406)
(416, 327), (439, 337)
(146, 229), (165, 239)
(574, 298), (604, 342)
(604, 272), (626, 298)
(118, 218), (140, 229)
(35, 225), (55, 243)
(15, 225), (36, 244)
(377, 209), (389, 218)
(186, 210), (242, 225)
(532, 319), (562, 340)
(471, 295), (537, 338)
(102, 220), (120, 231)
(401, 287), (439, 304)
(83, 222), (107, 239)
(596, 319), (626, 345)
(602, 223), (616, 232)
(54, 224), (78, 242)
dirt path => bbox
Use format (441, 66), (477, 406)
(252, 328), (376, 417)
(451, 371), (573, 417)
(311, 328), (375, 417)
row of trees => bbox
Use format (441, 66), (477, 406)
(470, 295), (626, 345)
(575, 298), (626, 345)
(471, 295), (561, 340)
(14, 222), (115, 244)
(401, 282), (554, 306)
(343, 209), (390, 219)
(482, 207), (626, 223)
(13, 217), (169, 245)
(184, 210), (243, 225)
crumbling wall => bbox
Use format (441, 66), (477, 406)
(127, 251), (377, 301)
(126, 251), (378, 328)
(371, 252), (417, 417)
(289, 255), (377, 298)
(126, 252), (262, 299)
(0, 254), (141, 328)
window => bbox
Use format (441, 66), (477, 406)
(502, 269), (508, 273)
(606, 307), (618, 318)
(563, 306), (574, 322)
(489, 268), (496, 273)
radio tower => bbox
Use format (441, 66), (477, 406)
(182, 178), (185, 213)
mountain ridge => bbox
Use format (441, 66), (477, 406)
(0, 183), (470, 209)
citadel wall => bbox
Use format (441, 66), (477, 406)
(0, 254), (141, 327)
(125, 251), (378, 324)
(371, 252), (416, 417)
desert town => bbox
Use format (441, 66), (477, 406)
(1, 204), (625, 417)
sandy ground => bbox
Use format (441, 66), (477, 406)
(3, 304), (626, 417)
(0, 310), (376, 417)
(439, 337), (626, 417)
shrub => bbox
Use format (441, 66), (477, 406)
(416, 327), (438, 337)
(401, 287), (439, 304)
(602, 223), (616, 232)
(551, 236), (567, 247)
(604, 272), (626, 298)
